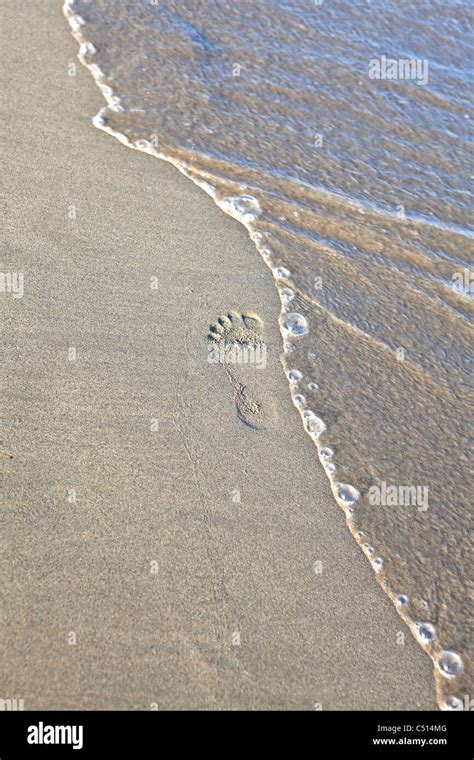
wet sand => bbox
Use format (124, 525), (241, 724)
(1, 0), (436, 709)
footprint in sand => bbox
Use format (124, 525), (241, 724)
(208, 310), (276, 430)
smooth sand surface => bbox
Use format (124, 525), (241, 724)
(2, 0), (437, 709)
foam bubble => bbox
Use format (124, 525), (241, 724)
(283, 312), (308, 336)
(396, 594), (409, 606)
(135, 139), (153, 152)
(274, 266), (291, 279)
(293, 394), (306, 407)
(221, 195), (261, 222)
(109, 99), (124, 112)
(305, 416), (326, 437)
(336, 483), (360, 505)
(372, 557), (384, 571)
(437, 650), (463, 677)
(320, 447), (334, 459)
(308, 381), (319, 391)
(413, 621), (436, 644)
(442, 696), (463, 711)
(80, 42), (96, 56)
(70, 14), (85, 32)
(279, 287), (295, 302)
(288, 369), (303, 384)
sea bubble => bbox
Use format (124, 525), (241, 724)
(302, 410), (326, 437)
(437, 651), (463, 678)
(135, 139), (153, 152)
(279, 287), (295, 303)
(282, 312), (308, 337)
(93, 113), (105, 128)
(79, 42), (96, 56)
(221, 195), (261, 223)
(273, 266), (292, 279)
(372, 557), (384, 572)
(109, 98), (124, 112)
(293, 394), (306, 407)
(70, 14), (85, 31)
(287, 369), (303, 385)
(319, 447), (334, 459)
(442, 696), (464, 711)
(396, 594), (409, 606)
(336, 483), (360, 506)
(305, 416), (326, 437)
(413, 621), (436, 644)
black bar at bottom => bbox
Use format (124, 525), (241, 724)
(0, 710), (471, 757)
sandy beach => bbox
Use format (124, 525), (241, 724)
(1, 0), (438, 709)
